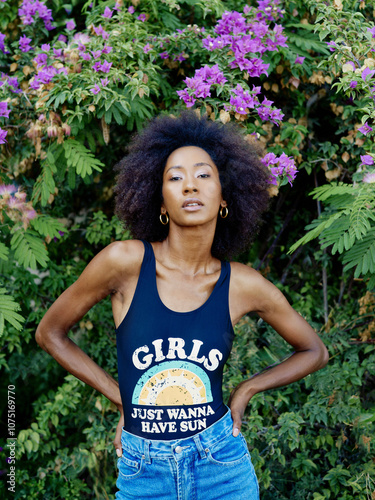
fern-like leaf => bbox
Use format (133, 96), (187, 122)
(288, 211), (347, 254)
(342, 228), (375, 278)
(31, 215), (66, 240)
(0, 288), (25, 335)
(63, 139), (104, 178)
(10, 229), (49, 269)
(0, 242), (9, 261)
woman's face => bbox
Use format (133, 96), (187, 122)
(161, 146), (226, 228)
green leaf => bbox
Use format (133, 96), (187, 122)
(0, 288), (25, 334)
(10, 229), (49, 269)
(0, 242), (9, 261)
(63, 139), (104, 179)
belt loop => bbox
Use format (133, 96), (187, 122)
(193, 434), (206, 459)
(144, 439), (151, 464)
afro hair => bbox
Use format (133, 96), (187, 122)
(114, 111), (270, 260)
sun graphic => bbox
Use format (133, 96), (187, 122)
(132, 361), (213, 406)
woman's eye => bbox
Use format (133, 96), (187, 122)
(198, 173), (210, 178)
(169, 176), (182, 181)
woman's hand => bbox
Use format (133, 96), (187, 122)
(228, 380), (255, 437)
(114, 406), (124, 457)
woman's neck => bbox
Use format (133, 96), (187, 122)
(153, 225), (218, 276)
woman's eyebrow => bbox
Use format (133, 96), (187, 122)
(165, 162), (213, 173)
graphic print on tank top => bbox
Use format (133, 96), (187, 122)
(116, 241), (234, 440)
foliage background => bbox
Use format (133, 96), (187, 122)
(0, 0), (374, 498)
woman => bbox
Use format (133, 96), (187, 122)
(36, 112), (329, 499)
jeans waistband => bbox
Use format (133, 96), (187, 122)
(120, 407), (233, 462)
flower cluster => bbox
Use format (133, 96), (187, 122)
(261, 152), (298, 186)
(176, 64), (227, 107)
(18, 0), (54, 31)
(0, 184), (37, 230)
(178, 5), (287, 125)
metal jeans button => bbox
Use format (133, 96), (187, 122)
(175, 446), (183, 453)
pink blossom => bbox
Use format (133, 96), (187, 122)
(143, 43), (152, 54)
(363, 171), (375, 183)
(0, 184), (17, 196)
(128, 6), (135, 14)
(294, 55), (305, 64)
(137, 13), (146, 22)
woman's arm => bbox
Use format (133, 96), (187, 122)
(228, 264), (329, 437)
(35, 240), (143, 455)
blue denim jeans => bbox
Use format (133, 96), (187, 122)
(115, 408), (259, 499)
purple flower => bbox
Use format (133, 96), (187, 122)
(176, 89), (196, 108)
(92, 61), (101, 72)
(66, 20), (76, 31)
(58, 35), (67, 42)
(362, 67), (375, 81)
(100, 77), (109, 86)
(102, 45), (112, 54)
(327, 41), (337, 52)
(143, 43), (152, 54)
(159, 51), (169, 59)
(262, 152), (298, 185)
(294, 55), (305, 65)
(19, 35), (32, 52)
(0, 127), (7, 144)
(174, 53), (188, 62)
(0, 33), (5, 53)
(91, 50), (102, 59)
(0, 102), (10, 118)
(18, 0), (54, 31)
(34, 53), (48, 67)
(367, 27), (375, 39)
(6, 77), (20, 93)
(350, 81), (358, 88)
(81, 52), (91, 61)
(360, 155), (374, 166)
(41, 43), (50, 51)
(128, 6), (135, 14)
(358, 122), (373, 135)
(53, 48), (63, 58)
(93, 24), (109, 40)
(90, 84), (101, 94)
(99, 60), (112, 73)
(137, 13), (146, 22)
(103, 7), (113, 18)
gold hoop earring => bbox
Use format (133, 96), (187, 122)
(220, 206), (228, 219)
(159, 212), (169, 225)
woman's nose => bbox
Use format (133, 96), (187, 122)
(183, 177), (198, 193)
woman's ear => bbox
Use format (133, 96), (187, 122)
(220, 200), (227, 208)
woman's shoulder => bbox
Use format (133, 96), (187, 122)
(93, 239), (146, 279)
(229, 261), (272, 295)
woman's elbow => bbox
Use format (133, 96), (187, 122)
(316, 343), (329, 370)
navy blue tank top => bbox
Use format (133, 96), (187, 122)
(116, 240), (234, 440)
